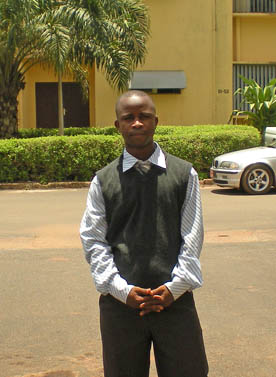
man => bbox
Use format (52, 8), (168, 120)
(80, 90), (208, 377)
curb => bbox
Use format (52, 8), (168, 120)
(0, 179), (214, 191)
(200, 179), (214, 186)
(0, 182), (91, 190)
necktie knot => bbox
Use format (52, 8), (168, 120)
(134, 160), (151, 174)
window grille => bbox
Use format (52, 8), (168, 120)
(233, 0), (276, 12)
(233, 64), (276, 111)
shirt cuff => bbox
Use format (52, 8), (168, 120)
(165, 278), (192, 300)
(109, 274), (134, 304)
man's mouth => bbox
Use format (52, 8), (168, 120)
(130, 132), (146, 136)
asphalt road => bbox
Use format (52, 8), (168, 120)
(1, 186), (276, 377)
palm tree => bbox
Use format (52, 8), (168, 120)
(0, 0), (150, 138)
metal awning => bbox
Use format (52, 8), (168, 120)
(129, 70), (186, 90)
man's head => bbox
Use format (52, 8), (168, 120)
(115, 90), (158, 159)
(115, 90), (156, 118)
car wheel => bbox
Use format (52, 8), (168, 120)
(241, 164), (273, 195)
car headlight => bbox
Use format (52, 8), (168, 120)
(220, 161), (240, 169)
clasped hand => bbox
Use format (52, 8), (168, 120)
(126, 285), (174, 316)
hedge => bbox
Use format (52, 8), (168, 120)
(0, 125), (261, 183)
(14, 126), (119, 138)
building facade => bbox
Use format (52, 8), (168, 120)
(233, 0), (276, 112)
(18, 0), (276, 129)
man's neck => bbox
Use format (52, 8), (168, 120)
(125, 144), (155, 161)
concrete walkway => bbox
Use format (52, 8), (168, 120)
(1, 187), (276, 377)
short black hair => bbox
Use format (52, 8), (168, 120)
(115, 90), (156, 118)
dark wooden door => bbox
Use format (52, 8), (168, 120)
(35, 82), (90, 128)
(35, 83), (58, 129)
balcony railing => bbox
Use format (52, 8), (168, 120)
(233, 0), (276, 12)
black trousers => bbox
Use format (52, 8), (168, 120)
(99, 292), (208, 377)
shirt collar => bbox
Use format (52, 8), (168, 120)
(122, 142), (166, 172)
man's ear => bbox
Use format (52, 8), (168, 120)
(114, 120), (120, 132)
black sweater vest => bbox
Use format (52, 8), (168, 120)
(97, 152), (192, 289)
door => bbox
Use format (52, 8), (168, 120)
(35, 82), (90, 128)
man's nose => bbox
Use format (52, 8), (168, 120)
(132, 119), (143, 127)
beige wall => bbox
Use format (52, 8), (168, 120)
(147, 0), (214, 125)
(94, 73), (118, 127)
(214, 0), (233, 124)
(233, 14), (276, 62)
(94, 0), (232, 127)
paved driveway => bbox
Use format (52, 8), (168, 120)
(0, 187), (276, 377)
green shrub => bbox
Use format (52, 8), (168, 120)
(156, 125), (260, 177)
(0, 125), (261, 183)
(0, 136), (123, 183)
(14, 126), (119, 138)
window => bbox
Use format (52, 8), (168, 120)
(233, 64), (276, 111)
(233, 0), (276, 13)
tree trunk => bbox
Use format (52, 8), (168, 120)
(0, 93), (19, 139)
(58, 72), (64, 136)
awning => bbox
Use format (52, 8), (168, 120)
(129, 70), (186, 90)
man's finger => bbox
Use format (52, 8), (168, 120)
(126, 287), (153, 309)
(135, 287), (152, 296)
(139, 298), (162, 308)
(141, 295), (161, 303)
(152, 294), (162, 300)
(139, 305), (164, 316)
(151, 286), (165, 296)
(151, 285), (174, 307)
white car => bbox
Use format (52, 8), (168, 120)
(210, 127), (276, 194)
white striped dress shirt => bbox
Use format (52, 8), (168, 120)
(80, 143), (204, 303)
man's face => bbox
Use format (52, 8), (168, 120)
(115, 94), (158, 150)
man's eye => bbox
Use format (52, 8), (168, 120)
(140, 114), (150, 120)
(123, 115), (133, 121)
